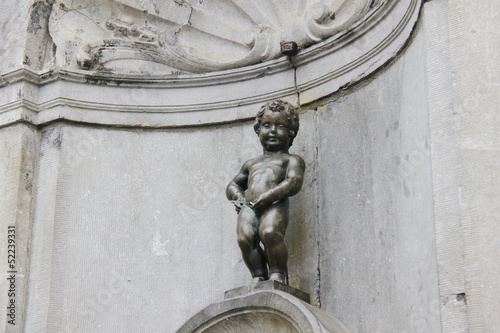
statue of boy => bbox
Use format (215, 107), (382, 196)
(226, 100), (305, 284)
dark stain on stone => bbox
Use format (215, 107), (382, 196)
(25, 171), (33, 192)
(43, 126), (63, 150)
(40, 71), (54, 80)
(23, 56), (31, 66)
(393, 120), (399, 131)
(27, 1), (53, 34)
(85, 77), (110, 85)
(52, 131), (62, 149)
(403, 181), (410, 197)
(456, 293), (466, 304)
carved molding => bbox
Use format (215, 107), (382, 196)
(50, 0), (377, 73)
(0, 0), (422, 128)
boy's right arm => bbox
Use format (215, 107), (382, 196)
(226, 161), (250, 201)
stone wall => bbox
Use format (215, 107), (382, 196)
(424, 1), (500, 331)
(311, 26), (440, 332)
(0, 124), (39, 331)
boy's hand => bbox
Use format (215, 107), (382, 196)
(233, 196), (247, 213)
(251, 190), (275, 212)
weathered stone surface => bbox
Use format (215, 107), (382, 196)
(309, 25), (441, 333)
(177, 290), (350, 333)
(0, 0), (55, 74)
(23, 123), (259, 332)
(49, 0), (375, 73)
(424, 1), (500, 332)
(0, 124), (38, 333)
(0, 0), (31, 74)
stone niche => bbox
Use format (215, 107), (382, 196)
(0, 0), (440, 333)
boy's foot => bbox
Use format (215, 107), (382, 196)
(269, 273), (286, 284)
(251, 276), (265, 283)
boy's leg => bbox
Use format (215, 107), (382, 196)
(258, 200), (289, 283)
(237, 205), (267, 280)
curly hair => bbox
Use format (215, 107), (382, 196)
(253, 100), (300, 147)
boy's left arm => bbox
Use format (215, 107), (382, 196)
(252, 155), (305, 210)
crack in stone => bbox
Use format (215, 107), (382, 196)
(313, 109), (322, 308)
(173, 2), (193, 37)
(293, 61), (300, 105)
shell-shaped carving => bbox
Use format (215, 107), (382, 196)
(49, 0), (378, 73)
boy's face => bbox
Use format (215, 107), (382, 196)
(258, 110), (291, 151)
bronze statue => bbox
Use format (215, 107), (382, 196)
(226, 100), (305, 284)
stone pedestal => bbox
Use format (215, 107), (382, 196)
(177, 282), (350, 333)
